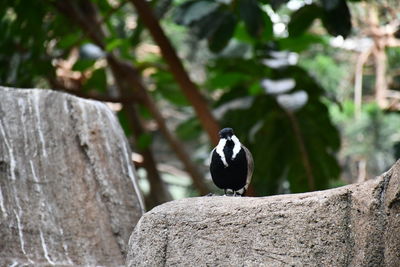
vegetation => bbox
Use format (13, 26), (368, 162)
(1, 0), (399, 207)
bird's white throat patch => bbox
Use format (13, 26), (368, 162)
(216, 135), (242, 167)
(231, 135), (241, 160)
(216, 138), (228, 167)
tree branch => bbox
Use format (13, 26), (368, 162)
(107, 55), (210, 195)
(54, 0), (210, 198)
(53, 0), (173, 207)
(354, 47), (373, 118)
(129, 0), (220, 145)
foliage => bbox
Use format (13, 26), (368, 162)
(331, 102), (400, 179)
(173, 0), (354, 195)
(3, 0), (397, 199)
(0, 0), (55, 86)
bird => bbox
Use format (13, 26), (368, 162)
(209, 128), (253, 196)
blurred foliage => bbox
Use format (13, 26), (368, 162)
(387, 47), (400, 92)
(0, 0), (56, 86)
(330, 101), (400, 180)
(0, 0), (399, 199)
(173, 0), (351, 195)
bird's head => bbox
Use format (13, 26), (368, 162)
(219, 128), (234, 141)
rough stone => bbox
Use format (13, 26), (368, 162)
(127, 161), (400, 266)
(0, 87), (144, 266)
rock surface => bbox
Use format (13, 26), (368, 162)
(0, 87), (144, 266)
(127, 160), (400, 267)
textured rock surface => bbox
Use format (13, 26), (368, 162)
(127, 161), (400, 267)
(0, 87), (144, 266)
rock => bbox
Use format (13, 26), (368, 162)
(0, 87), (144, 266)
(126, 160), (400, 267)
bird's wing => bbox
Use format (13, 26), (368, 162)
(242, 145), (253, 189)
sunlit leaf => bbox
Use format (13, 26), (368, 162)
(72, 59), (96, 71)
(234, 22), (254, 44)
(105, 38), (127, 52)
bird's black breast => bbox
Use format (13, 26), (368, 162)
(210, 145), (248, 191)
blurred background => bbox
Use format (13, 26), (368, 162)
(1, 0), (400, 209)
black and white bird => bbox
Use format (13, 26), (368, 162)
(210, 128), (253, 196)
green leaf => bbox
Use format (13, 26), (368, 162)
(208, 12), (237, 52)
(176, 117), (202, 141)
(288, 4), (322, 37)
(216, 66), (341, 196)
(175, 0), (220, 26)
(191, 8), (225, 40)
(151, 70), (188, 106)
(137, 133), (153, 150)
(72, 59), (96, 71)
(320, 0), (352, 38)
(320, 0), (341, 11)
(83, 68), (107, 93)
(138, 105), (153, 120)
(260, 11), (273, 41)
(234, 22), (254, 44)
(248, 82), (263, 95)
(234, 10), (272, 43)
(105, 38), (127, 52)
(269, 0), (290, 11)
(277, 34), (327, 52)
(57, 33), (81, 49)
(237, 0), (264, 38)
(208, 72), (250, 89)
(117, 109), (133, 137)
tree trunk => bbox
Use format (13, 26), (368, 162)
(127, 160), (400, 266)
(0, 87), (144, 266)
(374, 46), (388, 108)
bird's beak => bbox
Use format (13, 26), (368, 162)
(227, 136), (231, 141)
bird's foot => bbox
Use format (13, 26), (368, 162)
(223, 189), (235, 196)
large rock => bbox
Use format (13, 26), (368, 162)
(127, 160), (400, 266)
(0, 87), (144, 266)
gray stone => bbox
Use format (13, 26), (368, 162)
(0, 87), (144, 266)
(127, 161), (400, 266)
